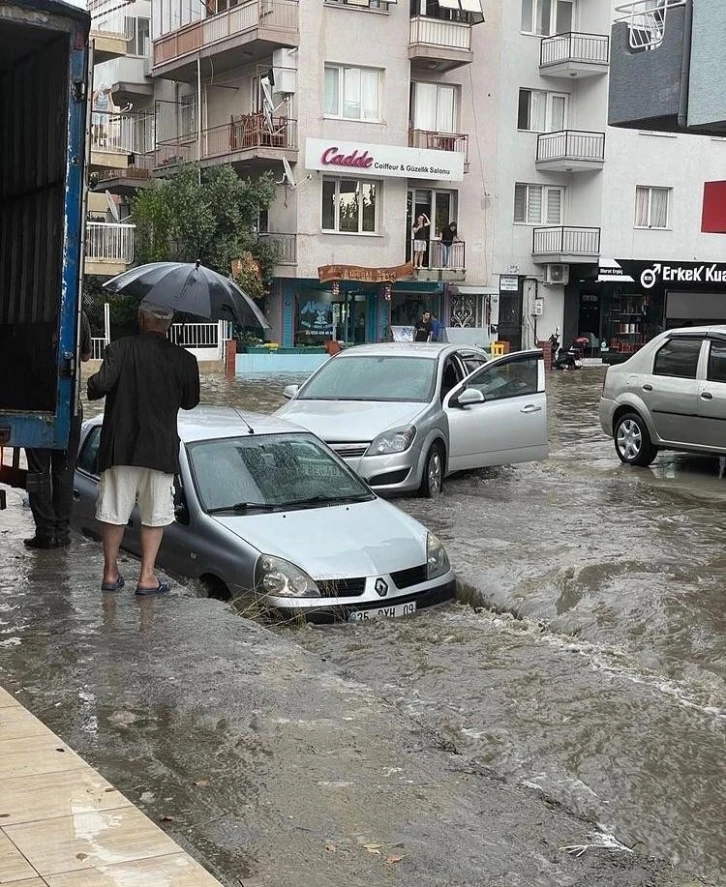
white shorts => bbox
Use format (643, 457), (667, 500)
(413, 239), (426, 251)
(96, 466), (175, 528)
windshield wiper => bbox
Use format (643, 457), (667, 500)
(279, 493), (373, 509)
(207, 501), (278, 514)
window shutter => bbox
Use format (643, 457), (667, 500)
(514, 184), (527, 222)
(545, 187), (561, 224)
(528, 185), (543, 224)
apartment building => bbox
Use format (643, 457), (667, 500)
(89, 0), (726, 353)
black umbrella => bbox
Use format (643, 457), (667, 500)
(103, 261), (271, 329)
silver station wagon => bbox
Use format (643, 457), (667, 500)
(275, 343), (549, 497)
(71, 407), (456, 622)
(600, 325), (726, 466)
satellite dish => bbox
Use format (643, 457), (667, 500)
(105, 190), (120, 223)
(275, 157), (312, 189)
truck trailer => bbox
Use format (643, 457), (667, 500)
(0, 0), (90, 492)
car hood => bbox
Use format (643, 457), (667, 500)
(214, 499), (428, 579)
(275, 400), (425, 442)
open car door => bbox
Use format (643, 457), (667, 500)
(444, 349), (548, 472)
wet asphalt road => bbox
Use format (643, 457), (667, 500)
(1, 368), (725, 886)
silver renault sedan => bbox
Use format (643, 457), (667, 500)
(600, 325), (726, 466)
(71, 407), (455, 622)
(275, 343), (549, 496)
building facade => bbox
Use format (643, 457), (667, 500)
(93, 0), (726, 354)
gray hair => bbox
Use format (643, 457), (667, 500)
(139, 303), (175, 329)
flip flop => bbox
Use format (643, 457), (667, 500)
(101, 575), (125, 592)
(135, 580), (170, 596)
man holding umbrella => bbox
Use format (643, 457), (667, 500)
(88, 304), (200, 594)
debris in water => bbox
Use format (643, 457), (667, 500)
(561, 831), (634, 859)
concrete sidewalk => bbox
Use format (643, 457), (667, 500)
(0, 685), (223, 886)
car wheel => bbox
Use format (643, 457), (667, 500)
(200, 575), (231, 602)
(419, 442), (445, 498)
(614, 412), (657, 467)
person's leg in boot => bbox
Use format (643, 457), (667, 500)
(24, 448), (56, 548)
(53, 407), (82, 547)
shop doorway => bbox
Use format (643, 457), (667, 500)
(332, 291), (367, 344)
(578, 293), (601, 351)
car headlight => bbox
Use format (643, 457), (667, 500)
(426, 532), (450, 580)
(369, 426), (416, 456)
(255, 555), (320, 598)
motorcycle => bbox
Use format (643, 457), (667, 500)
(548, 333), (582, 371)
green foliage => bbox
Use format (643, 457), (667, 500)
(131, 163), (279, 286)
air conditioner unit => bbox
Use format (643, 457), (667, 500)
(544, 264), (569, 286)
(272, 48), (297, 95)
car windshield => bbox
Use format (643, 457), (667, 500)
(187, 433), (374, 513)
(299, 355), (437, 402)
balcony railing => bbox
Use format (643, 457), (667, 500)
(540, 32), (610, 67)
(91, 337), (108, 360)
(615, 0), (685, 51)
(155, 116), (297, 167)
(86, 222), (135, 263)
(90, 7), (132, 37)
(153, 0), (299, 68)
(411, 239), (466, 272)
(409, 15), (472, 52)
(532, 226), (600, 257)
(91, 111), (155, 155)
(259, 232), (297, 264)
(408, 129), (468, 160)
(536, 130), (605, 164)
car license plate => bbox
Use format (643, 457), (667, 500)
(349, 601), (417, 622)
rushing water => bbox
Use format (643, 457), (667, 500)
(21, 367), (726, 883)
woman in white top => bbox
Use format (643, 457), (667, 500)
(411, 213), (430, 269)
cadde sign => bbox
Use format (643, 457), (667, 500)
(305, 138), (465, 182)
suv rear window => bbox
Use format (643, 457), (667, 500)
(708, 341), (726, 383)
(653, 338), (703, 379)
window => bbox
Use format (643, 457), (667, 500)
(635, 186), (670, 229)
(517, 89), (568, 132)
(322, 177), (378, 234)
(125, 16), (150, 56)
(521, 0), (574, 35)
(514, 184), (563, 225)
(180, 93), (197, 138)
(324, 65), (382, 121)
(653, 337), (703, 379)
(708, 341), (726, 383)
(458, 352), (489, 375)
(411, 82), (458, 133)
(77, 428), (101, 477)
(465, 355), (539, 401)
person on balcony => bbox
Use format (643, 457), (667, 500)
(439, 221), (459, 268)
(412, 213), (430, 270)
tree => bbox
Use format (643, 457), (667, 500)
(131, 164), (279, 301)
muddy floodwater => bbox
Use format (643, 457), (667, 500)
(199, 370), (726, 882)
(2, 368), (725, 886)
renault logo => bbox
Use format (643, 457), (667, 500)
(375, 578), (389, 597)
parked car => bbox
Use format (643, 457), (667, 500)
(600, 325), (726, 466)
(71, 407), (455, 622)
(275, 343), (548, 496)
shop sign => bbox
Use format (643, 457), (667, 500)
(499, 275), (519, 292)
(318, 262), (414, 284)
(618, 260), (726, 290)
(299, 299), (334, 338)
(305, 138), (465, 182)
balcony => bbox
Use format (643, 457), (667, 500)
(540, 32), (610, 79)
(97, 155), (155, 196)
(85, 222), (135, 277)
(535, 130), (605, 173)
(609, 0), (726, 135)
(152, 0), (299, 81)
(409, 129), (469, 165)
(90, 8), (130, 64)
(532, 226), (600, 263)
(89, 111), (154, 174)
(411, 239), (466, 283)
(409, 16), (473, 72)
(154, 116), (297, 170)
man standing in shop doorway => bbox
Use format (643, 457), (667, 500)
(414, 310), (433, 342)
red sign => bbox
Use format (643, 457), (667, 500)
(321, 146), (374, 170)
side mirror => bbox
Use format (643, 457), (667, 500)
(283, 384), (300, 400)
(456, 387), (485, 408)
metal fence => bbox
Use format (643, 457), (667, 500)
(86, 223), (136, 263)
(615, 0), (685, 50)
(259, 233), (297, 264)
(411, 239), (466, 271)
(409, 15), (472, 51)
(536, 130), (606, 163)
(91, 337), (107, 360)
(532, 226), (601, 256)
(409, 129), (469, 159)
